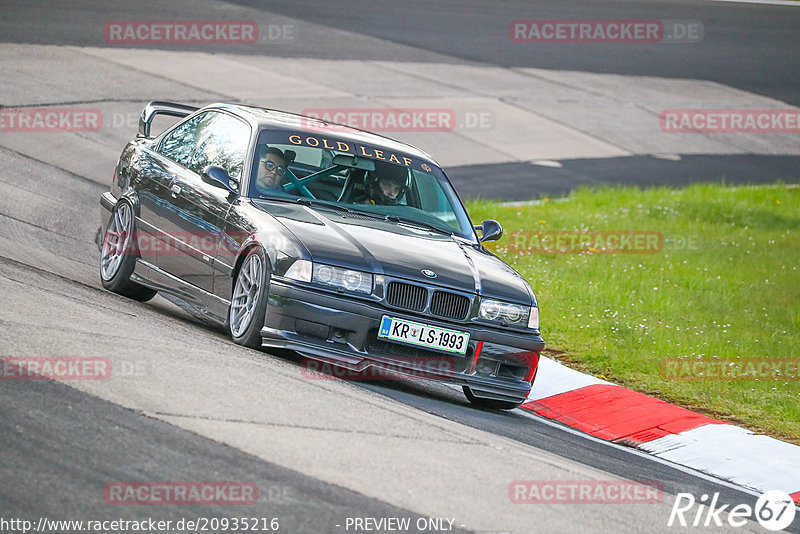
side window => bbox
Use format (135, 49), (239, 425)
(158, 111), (250, 180)
(158, 112), (212, 167)
(188, 113), (250, 180)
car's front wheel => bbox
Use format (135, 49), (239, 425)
(100, 201), (157, 302)
(229, 247), (270, 348)
(463, 386), (523, 410)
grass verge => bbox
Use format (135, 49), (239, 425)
(466, 183), (799, 443)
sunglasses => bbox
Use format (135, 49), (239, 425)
(262, 160), (287, 175)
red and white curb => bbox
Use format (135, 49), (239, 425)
(522, 356), (800, 505)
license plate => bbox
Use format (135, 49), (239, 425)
(378, 316), (470, 355)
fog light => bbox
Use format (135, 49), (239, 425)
(476, 359), (497, 376)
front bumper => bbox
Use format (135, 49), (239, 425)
(261, 279), (545, 403)
(99, 191), (116, 223)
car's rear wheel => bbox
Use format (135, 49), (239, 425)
(100, 201), (157, 302)
(229, 247), (270, 348)
(463, 386), (523, 410)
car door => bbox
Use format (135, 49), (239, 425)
(154, 111), (250, 294)
(132, 112), (211, 270)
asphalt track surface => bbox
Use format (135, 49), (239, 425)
(230, 0), (800, 106)
(4, 0), (798, 104)
(1, 0), (799, 198)
(246, 0), (800, 196)
(1, 1), (798, 533)
(1, 372), (463, 533)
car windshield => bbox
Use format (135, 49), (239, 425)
(247, 129), (475, 239)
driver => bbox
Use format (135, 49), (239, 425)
(255, 147), (288, 192)
(364, 162), (410, 205)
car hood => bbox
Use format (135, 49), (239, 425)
(253, 201), (534, 304)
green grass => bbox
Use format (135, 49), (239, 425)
(466, 183), (800, 443)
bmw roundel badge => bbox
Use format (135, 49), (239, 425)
(421, 269), (437, 278)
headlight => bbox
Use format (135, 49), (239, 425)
(478, 298), (530, 328)
(315, 264), (334, 284)
(313, 264), (372, 294)
(479, 299), (502, 321)
(285, 261), (373, 294)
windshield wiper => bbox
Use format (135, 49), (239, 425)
(384, 215), (453, 236)
(295, 197), (358, 213)
(296, 198), (397, 221)
(293, 199), (453, 235)
(257, 194), (300, 203)
(256, 196), (355, 214)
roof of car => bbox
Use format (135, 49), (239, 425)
(208, 103), (441, 166)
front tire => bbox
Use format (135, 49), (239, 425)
(463, 386), (523, 410)
(229, 247), (270, 348)
(100, 201), (157, 302)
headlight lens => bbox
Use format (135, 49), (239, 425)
(505, 305), (523, 323)
(479, 298), (532, 328)
(528, 306), (539, 330)
(315, 264), (334, 284)
(479, 299), (502, 321)
(284, 259), (312, 282)
(313, 264), (372, 294)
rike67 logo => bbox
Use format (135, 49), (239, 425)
(668, 490), (796, 531)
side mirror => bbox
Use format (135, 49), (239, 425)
(475, 219), (503, 242)
(201, 165), (238, 195)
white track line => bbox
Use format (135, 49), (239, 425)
(710, 0), (799, 6)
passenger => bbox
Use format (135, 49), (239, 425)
(363, 162), (410, 205)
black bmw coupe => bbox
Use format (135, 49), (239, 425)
(99, 101), (544, 409)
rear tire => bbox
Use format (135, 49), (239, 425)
(228, 247), (271, 349)
(100, 201), (157, 302)
(463, 386), (523, 410)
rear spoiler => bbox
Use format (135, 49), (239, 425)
(138, 101), (199, 138)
